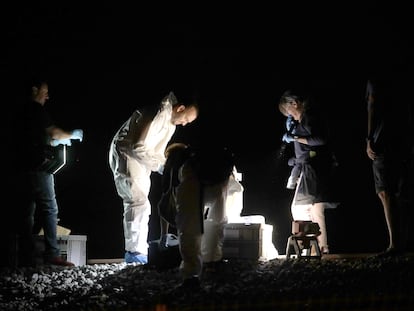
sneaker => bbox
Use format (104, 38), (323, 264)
(320, 246), (330, 255)
(159, 234), (179, 251)
(125, 251), (148, 264)
(165, 234), (179, 247)
(45, 256), (75, 267)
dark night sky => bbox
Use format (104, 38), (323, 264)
(3, 3), (413, 258)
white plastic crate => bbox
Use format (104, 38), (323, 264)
(35, 235), (87, 266)
(223, 223), (277, 260)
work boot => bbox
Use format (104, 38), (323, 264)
(176, 276), (201, 291)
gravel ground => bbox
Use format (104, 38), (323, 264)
(1, 254), (414, 311)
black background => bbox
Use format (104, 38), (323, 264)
(3, 2), (413, 258)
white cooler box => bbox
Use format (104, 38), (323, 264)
(34, 235), (87, 266)
(223, 223), (277, 260)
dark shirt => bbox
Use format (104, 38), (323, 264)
(366, 78), (387, 150)
(366, 77), (410, 155)
(22, 100), (54, 170)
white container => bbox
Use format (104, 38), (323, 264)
(223, 223), (278, 260)
(35, 235), (87, 266)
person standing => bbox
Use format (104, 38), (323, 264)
(278, 89), (338, 255)
(18, 78), (84, 267)
(109, 91), (198, 264)
(365, 76), (411, 255)
(172, 144), (238, 288)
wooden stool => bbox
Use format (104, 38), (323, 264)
(286, 234), (321, 259)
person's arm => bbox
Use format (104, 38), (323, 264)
(128, 106), (168, 172)
(366, 81), (376, 160)
(47, 126), (84, 146)
(295, 114), (328, 146)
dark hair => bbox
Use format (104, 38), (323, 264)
(173, 86), (200, 109)
(23, 75), (48, 98)
(26, 73), (48, 88)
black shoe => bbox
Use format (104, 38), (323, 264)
(374, 247), (404, 258)
(18, 258), (36, 268)
(176, 276), (200, 290)
(203, 259), (229, 273)
(17, 253), (36, 268)
(45, 256), (75, 267)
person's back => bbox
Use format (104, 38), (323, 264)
(174, 145), (237, 288)
(189, 146), (235, 186)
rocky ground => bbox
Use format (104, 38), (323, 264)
(1, 253), (414, 311)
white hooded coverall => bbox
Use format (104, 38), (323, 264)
(109, 93), (177, 255)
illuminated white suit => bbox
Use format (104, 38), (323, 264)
(109, 93), (177, 255)
(175, 163), (243, 280)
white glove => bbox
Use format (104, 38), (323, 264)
(71, 129), (83, 142)
(51, 138), (72, 147)
(286, 176), (297, 190)
(156, 164), (165, 175)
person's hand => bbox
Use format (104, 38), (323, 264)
(287, 157), (296, 166)
(71, 129), (83, 142)
(51, 138), (72, 147)
(282, 133), (295, 143)
(366, 140), (376, 160)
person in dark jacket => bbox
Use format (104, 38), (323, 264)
(18, 77), (84, 267)
(279, 89), (338, 254)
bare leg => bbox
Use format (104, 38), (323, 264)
(311, 203), (329, 253)
(377, 190), (396, 250)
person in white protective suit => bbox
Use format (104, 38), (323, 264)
(173, 145), (243, 288)
(109, 92), (198, 264)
